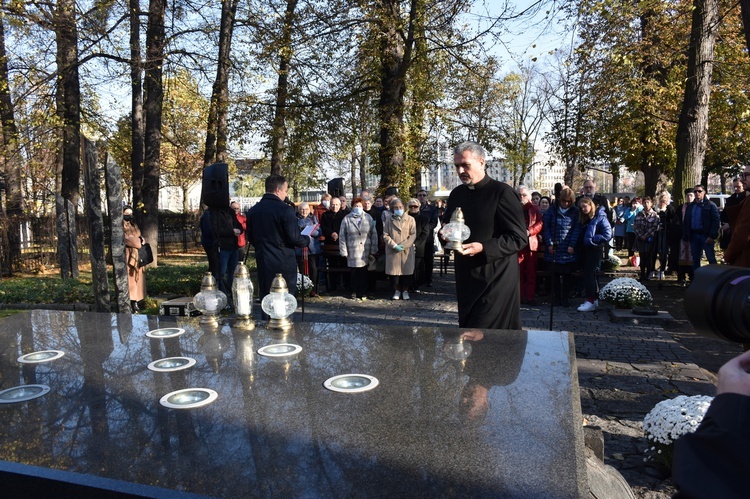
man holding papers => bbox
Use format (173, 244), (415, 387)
(246, 175), (311, 316)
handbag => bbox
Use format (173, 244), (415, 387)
(138, 243), (154, 267)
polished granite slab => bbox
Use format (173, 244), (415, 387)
(0, 311), (587, 498)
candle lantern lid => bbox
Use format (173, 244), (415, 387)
(270, 274), (289, 294)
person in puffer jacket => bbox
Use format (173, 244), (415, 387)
(541, 187), (579, 307)
(571, 197), (612, 312)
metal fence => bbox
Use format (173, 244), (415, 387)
(0, 212), (202, 276)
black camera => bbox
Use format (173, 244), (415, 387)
(685, 265), (750, 343)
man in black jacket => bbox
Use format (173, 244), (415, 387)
(246, 175), (310, 310)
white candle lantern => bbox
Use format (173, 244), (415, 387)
(193, 272), (227, 327)
(260, 274), (297, 331)
(442, 207), (471, 251)
(232, 263), (255, 331)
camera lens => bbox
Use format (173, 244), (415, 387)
(685, 265), (750, 343)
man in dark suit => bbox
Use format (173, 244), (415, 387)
(246, 175), (310, 312)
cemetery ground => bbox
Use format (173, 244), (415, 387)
(0, 250), (743, 498)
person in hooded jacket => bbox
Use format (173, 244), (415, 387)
(541, 187), (579, 307)
(571, 197), (612, 312)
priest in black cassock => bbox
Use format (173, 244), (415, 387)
(442, 141), (528, 330)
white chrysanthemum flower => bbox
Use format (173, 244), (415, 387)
(599, 277), (653, 307)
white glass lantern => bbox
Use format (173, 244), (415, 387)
(193, 272), (227, 327)
(261, 274), (297, 331)
(442, 207), (471, 251)
(232, 263), (255, 330)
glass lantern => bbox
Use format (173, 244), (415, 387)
(193, 272), (227, 327)
(232, 263), (255, 331)
(442, 207), (471, 251)
(261, 274), (297, 331)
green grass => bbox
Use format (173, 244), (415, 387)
(0, 254), (244, 308)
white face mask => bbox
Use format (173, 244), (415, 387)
(352, 207), (363, 216)
(322, 200), (330, 209)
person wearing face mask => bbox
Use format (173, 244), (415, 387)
(123, 206), (146, 313)
(383, 198), (417, 300)
(338, 197), (378, 300)
(314, 193), (331, 222)
(633, 196), (660, 282)
(541, 187), (579, 307)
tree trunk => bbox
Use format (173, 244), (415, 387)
(269, 0), (298, 175)
(739, 0), (750, 55)
(82, 138), (110, 312)
(104, 151), (130, 313)
(130, 0), (145, 222)
(55, 0), (81, 279)
(0, 9), (23, 215)
(377, 0), (410, 193)
(143, 0), (166, 267)
(674, 0), (718, 202)
(205, 0), (238, 166)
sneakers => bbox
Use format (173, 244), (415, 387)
(402, 291), (410, 300)
(392, 292), (401, 300)
(577, 300), (597, 312)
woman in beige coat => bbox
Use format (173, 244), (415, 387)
(124, 206), (147, 313)
(383, 198), (417, 300)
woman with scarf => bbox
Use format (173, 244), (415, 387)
(123, 206), (146, 313)
(633, 196), (661, 282)
(338, 197), (378, 301)
(383, 197), (417, 300)
(572, 197), (612, 312)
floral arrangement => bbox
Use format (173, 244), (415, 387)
(296, 273), (314, 296)
(642, 395), (713, 467)
(599, 277), (652, 308)
(601, 254), (622, 272)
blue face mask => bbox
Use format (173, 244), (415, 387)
(352, 207), (363, 216)
(394, 209), (404, 217)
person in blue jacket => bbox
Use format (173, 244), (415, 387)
(541, 187), (579, 307)
(246, 175), (311, 316)
(571, 197), (612, 312)
(682, 184), (720, 270)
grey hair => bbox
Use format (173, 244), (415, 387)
(453, 141), (486, 161)
(296, 202), (309, 213)
(389, 197), (403, 210)
(516, 185), (529, 195)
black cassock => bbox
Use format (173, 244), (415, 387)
(673, 393), (750, 499)
(443, 176), (527, 329)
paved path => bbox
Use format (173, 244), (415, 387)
(294, 264), (727, 498)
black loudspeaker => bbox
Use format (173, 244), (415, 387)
(202, 162), (229, 209)
(328, 178), (344, 198)
(385, 186), (398, 197)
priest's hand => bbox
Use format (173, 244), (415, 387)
(460, 242), (483, 256)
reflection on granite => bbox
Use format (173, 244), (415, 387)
(0, 311), (586, 498)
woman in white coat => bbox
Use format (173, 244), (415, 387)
(383, 197), (417, 300)
(339, 197), (379, 301)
